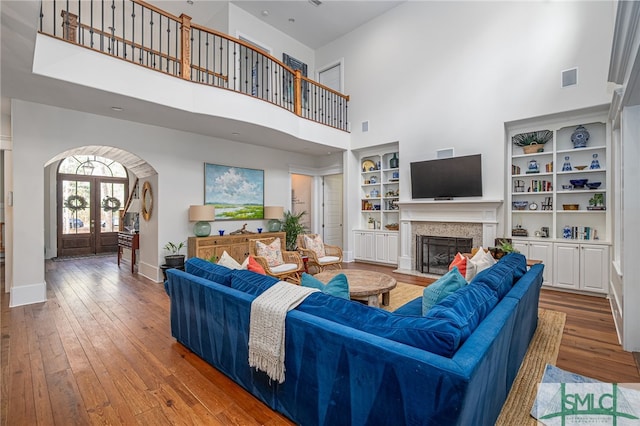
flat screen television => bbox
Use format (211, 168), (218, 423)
(410, 154), (483, 199)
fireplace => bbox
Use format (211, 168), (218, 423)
(416, 235), (472, 275)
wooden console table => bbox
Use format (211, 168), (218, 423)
(118, 232), (139, 273)
(188, 232), (286, 264)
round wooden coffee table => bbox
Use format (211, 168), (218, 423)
(313, 269), (397, 308)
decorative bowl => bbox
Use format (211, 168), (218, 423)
(574, 165), (588, 170)
(586, 182), (601, 189)
(512, 201), (529, 210)
(569, 179), (588, 188)
(563, 204), (579, 210)
(561, 184), (573, 190)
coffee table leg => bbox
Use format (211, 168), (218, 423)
(367, 295), (379, 308)
(382, 292), (390, 306)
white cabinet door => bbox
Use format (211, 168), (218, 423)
(580, 244), (609, 293)
(554, 243), (580, 290)
(374, 232), (399, 264)
(386, 233), (399, 264)
(354, 231), (375, 261)
(528, 241), (553, 286)
(374, 232), (387, 263)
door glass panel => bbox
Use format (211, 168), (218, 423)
(62, 180), (91, 235)
(100, 182), (125, 233)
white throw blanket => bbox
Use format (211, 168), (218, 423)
(248, 281), (319, 383)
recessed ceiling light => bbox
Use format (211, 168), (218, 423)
(231, 132), (240, 136)
(261, 10), (269, 16)
(308, 0), (322, 6)
(111, 106), (123, 112)
(187, 0), (194, 5)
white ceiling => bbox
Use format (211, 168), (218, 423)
(0, 1), (404, 158)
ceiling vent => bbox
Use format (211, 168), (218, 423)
(561, 68), (578, 88)
(308, 0), (322, 6)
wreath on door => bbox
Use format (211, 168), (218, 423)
(101, 196), (121, 212)
(64, 195), (88, 212)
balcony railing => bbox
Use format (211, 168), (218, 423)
(38, 0), (349, 131)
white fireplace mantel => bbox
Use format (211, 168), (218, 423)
(396, 199), (503, 271)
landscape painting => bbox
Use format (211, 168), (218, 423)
(204, 163), (264, 220)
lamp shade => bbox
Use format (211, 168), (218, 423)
(189, 205), (215, 222)
(264, 206), (284, 219)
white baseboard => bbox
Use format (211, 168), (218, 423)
(10, 281), (47, 307)
(139, 261), (161, 283)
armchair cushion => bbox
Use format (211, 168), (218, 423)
(318, 256), (341, 265)
(303, 234), (326, 258)
(256, 238), (285, 267)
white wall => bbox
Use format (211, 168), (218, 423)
(316, 1), (616, 203)
(227, 3), (315, 73)
(9, 100), (325, 305)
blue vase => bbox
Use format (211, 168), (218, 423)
(571, 125), (590, 149)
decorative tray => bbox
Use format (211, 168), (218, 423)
(362, 160), (376, 172)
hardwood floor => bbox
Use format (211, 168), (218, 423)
(1, 258), (638, 425)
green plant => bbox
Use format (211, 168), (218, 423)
(164, 241), (185, 255)
(280, 210), (309, 251)
(512, 130), (553, 147)
(207, 254), (219, 263)
(497, 239), (519, 254)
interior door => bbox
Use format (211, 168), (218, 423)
(58, 177), (124, 257)
(322, 174), (343, 247)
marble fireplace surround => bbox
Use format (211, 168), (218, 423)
(396, 200), (503, 272)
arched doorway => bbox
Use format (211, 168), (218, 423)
(57, 155), (128, 257)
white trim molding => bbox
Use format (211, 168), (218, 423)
(10, 281), (47, 307)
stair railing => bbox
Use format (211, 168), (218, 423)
(38, 0), (349, 131)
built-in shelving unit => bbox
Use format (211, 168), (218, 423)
(354, 146), (400, 265)
(506, 108), (610, 294)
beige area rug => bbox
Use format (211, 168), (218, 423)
(383, 283), (567, 425)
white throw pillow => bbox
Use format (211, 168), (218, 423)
(469, 247), (496, 274)
(217, 251), (243, 269)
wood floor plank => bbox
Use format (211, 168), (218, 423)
(1, 258), (639, 425)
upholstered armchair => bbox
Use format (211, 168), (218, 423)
(296, 233), (343, 274)
(249, 236), (303, 284)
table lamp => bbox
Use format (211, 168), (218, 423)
(189, 205), (215, 237)
(264, 206), (284, 232)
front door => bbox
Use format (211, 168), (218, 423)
(57, 155), (128, 257)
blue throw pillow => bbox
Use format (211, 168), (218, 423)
(301, 272), (350, 299)
(422, 266), (467, 315)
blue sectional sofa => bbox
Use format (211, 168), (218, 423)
(165, 253), (543, 425)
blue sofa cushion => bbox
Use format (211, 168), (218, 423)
(470, 252), (526, 299)
(425, 282), (499, 345)
(498, 252), (527, 282)
(295, 292), (463, 357)
(300, 272), (350, 299)
(185, 257), (233, 286)
(422, 266), (467, 315)
(230, 269), (279, 295)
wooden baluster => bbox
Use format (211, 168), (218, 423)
(180, 14), (192, 80)
(294, 70), (302, 117)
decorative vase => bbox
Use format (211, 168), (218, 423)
(389, 153), (399, 169)
(562, 156), (572, 171)
(590, 153), (600, 169)
(571, 125), (590, 148)
(528, 159), (539, 173)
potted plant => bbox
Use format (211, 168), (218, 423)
(491, 238), (519, 259)
(164, 241), (185, 267)
(280, 210), (309, 251)
(512, 130), (553, 154)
